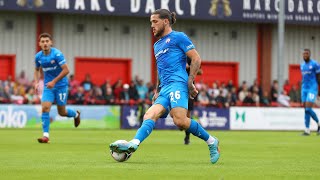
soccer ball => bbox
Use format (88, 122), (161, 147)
(110, 140), (132, 162)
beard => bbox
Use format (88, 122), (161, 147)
(154, 25), (165, 38)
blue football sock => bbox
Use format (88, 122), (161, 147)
(133, 119), (155, 143)
(186, 119), (210, 141)
(305, 110), (311, 128)
(306, 107), (319, 123)
(66, 108), (77, 118)
(42, 112), (50, 133)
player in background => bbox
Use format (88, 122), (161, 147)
(184, 57), (203, 145)
(300, 49), (320, 135)
(110, 9), (220, 164)
(34, 33), (81, 143)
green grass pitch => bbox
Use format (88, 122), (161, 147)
(0, 129), (320, 179)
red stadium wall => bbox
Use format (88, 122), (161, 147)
(196, 61), (239, 87)
(0, 55), (16, 80)
(75, 57), (132, 85)
(289, 64), (301, 86)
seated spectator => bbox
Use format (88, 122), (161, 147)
(277, 90), (290, 107)
(11, 88), (24, 104)
(120, 84), (130, 104)
(260, 91), (270, 106)
(136, 79), (148, 101)
(73, 86), (85, 104)
(17, 70), (30, 87)
(69, 74), (80, 97)
(25, 88), (40, 104)
(238, 86), (248, 102)
(270, 80), (279, 102)
(81, 74), (94, 92)
(0, 84), (11, 103)
(197, 90), (210, 106)
(289, 85), (300, 103)
(215, 90), (227, 107)
(112, 79), (123, 101)
(104, 87), (115, 104)
(226, 80), (234, 92)
(243, 92), (255, 105)
(225, 92), (236, 107)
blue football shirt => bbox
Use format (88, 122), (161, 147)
(154, 31), (195, 87)
(300, 59), (320, 92)
(35, 47), (68, 87)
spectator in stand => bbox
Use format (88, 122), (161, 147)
(252, 91), (260, 106)
(81, 74), (94, 92)
(230, 87), (238, 105)
(226, 80), (234, 92)
(17, 70), (30, 87)
(225, 92), (236, 107)
(1, 85), (11, 103)
(146, 81), (155, 103)
(112, 79), (123, 101)
(69, 74), (80, 97)
(25, 88), (40, 104)
(11, 88), (24, 104)
(73, 86), (85, 104)
(289, 84), (301, 103)
(128, 81), (139, 101)
(136, 79), (148, 101)
(283, 79), (291, 94)
(207, 82), (219, 100)
(101, 80), (111, 98)
(215, 90), (227, 107)
(93, 86), (105, 104)
(219, 83), (228, 97)
(277, 90), (290, 107)
(237, 81), (247, 94)
(197, 90), (210, 106)
(104, 86), (115, 104)
(238, 85), (248, 102)
(249, 79), (262, 98)
(260, 91), (270, 106)
(120, 84), (130, 104)
(3, 75), (15, 94)
(270, 80), (279, 102)
(242, 91), (255, 105)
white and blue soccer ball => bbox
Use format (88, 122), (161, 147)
(110, 140), (132, 162)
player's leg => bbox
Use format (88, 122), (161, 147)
(38, 87), (54, 143)
(55, 87), (80, 127)
(304, 92), (320, 135)
(169, 86), (220, 164)
(184, 108), (191, 145)
(110, 97), (167, 153)
(171, 107), (220, 164)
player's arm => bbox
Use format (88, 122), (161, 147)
(47, 64), (69, 88)
(186, 63), (202, 75)
(34, 67), (41, 94)
(186, 49), (201, 99)
(152, 70), (160, 103)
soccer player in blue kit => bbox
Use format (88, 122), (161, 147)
(300, 49), (320, 136)
(34, 33), (81, 143)
(110, 9), (220, 164)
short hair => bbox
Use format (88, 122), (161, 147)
(38, 33), (52, 41)
(152, 9), (176, 26)
(304, 48), (311, 53)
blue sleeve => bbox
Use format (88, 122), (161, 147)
(55, 51), (66, 66)
(177, 32), (195, 53)
(35, 55), (40, 68)
(315, 62), (320, 74)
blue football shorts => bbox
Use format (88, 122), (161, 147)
(42, 86), (69, 106)
(301, 89), (317, 103)
(154, 83), (189, 118)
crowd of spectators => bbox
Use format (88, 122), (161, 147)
(0, 71), (310, 108)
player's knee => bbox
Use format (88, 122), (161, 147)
(58, 109), (67, 116)
(173, 117), (188, 129)
(143, 111), (156, 120)
(42, 106), (50, 112)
